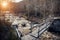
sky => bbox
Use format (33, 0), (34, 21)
(15, 0), (23, 2)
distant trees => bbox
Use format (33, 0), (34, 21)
(24, 0), (60, 17)
(9, 2), (26, 13)
(8, 0), (60, 17)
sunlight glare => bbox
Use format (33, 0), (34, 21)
(2, 2), (8, 7)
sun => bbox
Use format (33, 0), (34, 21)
(2, 1), (8, 7)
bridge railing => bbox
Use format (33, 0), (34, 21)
(30, 17), (54, 39)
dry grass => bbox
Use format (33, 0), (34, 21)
(40, 31), (60, 40)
